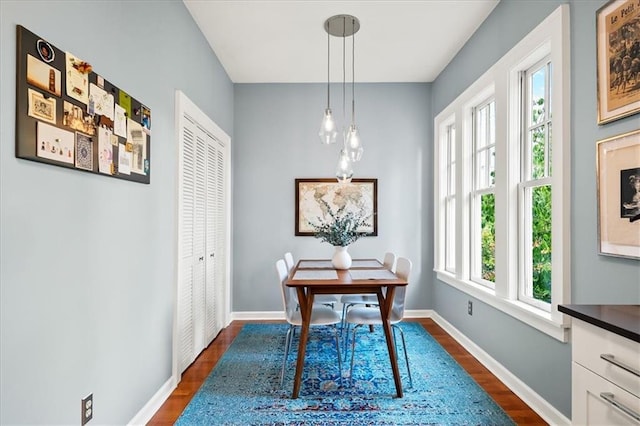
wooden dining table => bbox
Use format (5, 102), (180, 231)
(285, 258), (409, 399)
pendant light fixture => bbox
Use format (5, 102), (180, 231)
(320, 14), (361, 183)
(344, 18), (363, 162)
(318, 22), (337, 145)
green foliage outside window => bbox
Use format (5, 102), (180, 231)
(481, 193), (495, 282)
(479, 97), (552, 302)
(530, 97), (552, 303)
(532, 185), (551, 302)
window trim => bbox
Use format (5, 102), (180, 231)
(444, 122), (457, 273)
(470, 99), (496, 288)
(433, 5), (570, 342)
(518, 57), (554, 312)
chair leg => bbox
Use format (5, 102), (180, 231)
(280, 325), (294, 388)
(342, 322), (351, 361)
(349, 324), (363, 386)
(340, 303), (354, 333)
(341, 304), (348, 331)
(392, 324), (413, 388)
(332, 325), (343, 387)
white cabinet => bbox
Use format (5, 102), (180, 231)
(176, 92), (230, 375)
(571, 319), (640, 425)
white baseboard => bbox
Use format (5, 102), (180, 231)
(128, 377), (176, 425)
(232, 311), (284, 320)
(430, 312), (570, 426)
(404, 309), (434, 318)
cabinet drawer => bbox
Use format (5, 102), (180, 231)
(573, 319), (640, 398)
(573, 363), (640, 425)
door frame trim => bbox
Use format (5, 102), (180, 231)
(174, 90), (232, 383)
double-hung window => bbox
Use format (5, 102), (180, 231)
(444, 123), (456, 273)
(520, 59), (552, 310)
(433, 5), (570, 341)
(471, 100), (496, 287)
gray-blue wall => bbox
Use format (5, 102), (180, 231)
(2, 0), (638, 423)
(431, 0), (640, 418)
(0, 1), (233, 424)
(232, 83), (432, 312)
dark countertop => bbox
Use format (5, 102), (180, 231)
(558, 304), (640, 343)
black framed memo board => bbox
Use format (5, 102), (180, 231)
(15, 25), (151, 184)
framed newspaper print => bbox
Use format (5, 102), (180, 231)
(596, 0), (640, 124)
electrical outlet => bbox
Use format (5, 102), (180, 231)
(81, 393), (93, 425)
(468, 300), (473, 315)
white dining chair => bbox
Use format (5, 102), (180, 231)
(284, 252), (295, 272)
(276, 259), (343, 388)
(284, 252), (338, 308)
(340, 252), (396, 330)
(343, 256), (413, 388)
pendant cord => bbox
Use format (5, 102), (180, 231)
(351, 17), (356, 126)
(326, 21), (330, 109)
(342, 16), (346, 132)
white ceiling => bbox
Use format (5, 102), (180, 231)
(183, 1), (499, 83)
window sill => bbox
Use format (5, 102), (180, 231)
(436, 270), (570, 342)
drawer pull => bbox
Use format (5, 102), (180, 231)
(600, 354), (640, 377)
(599, 392), (640, 421)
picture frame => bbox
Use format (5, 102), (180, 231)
(596, 0), (640, 125)
(596, 129), (640, 259)
(295, 178), (377, 236)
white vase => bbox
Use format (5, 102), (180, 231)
(331, 245), (352, 270)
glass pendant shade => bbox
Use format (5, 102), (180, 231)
(319, 108), (338, 144)
(335, 149), (353, 183)
(345, 124), (363, 162)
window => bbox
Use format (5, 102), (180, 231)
(444, 123), (456, 273)
(471, 100), (496, 287)
(520, 60), (552, 310)
(433, 5), (570, 342)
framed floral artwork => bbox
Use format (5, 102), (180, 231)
(596, 0), (640, 124)
(597, 129), (640, 259)
(295, 178), (377, 236)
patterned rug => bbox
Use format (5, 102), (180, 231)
(176, 322), (515, 425)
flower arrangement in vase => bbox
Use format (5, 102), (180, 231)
(309, 199), (371, 269)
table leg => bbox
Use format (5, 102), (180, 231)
(377, 287), (403, 398)
(292, 287), (313, 399)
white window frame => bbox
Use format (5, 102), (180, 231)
(519, 58), (553, 311)
(444, 121), (457, 273)
(433, 5), (571, 342)
(470, 98), (496, 288)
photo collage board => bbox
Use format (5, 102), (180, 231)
(15, 25), (151, 184)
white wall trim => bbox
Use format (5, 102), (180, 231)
(404, 309), (434, 318)
(127, 377), (176, 426)
(231, 311), (285, 321)
(430, 311), (570, 426)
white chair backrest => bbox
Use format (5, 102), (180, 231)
(392, 257), (412, 319)
(284, 252), (295, 272)
(276, 259), (296, 322)
(382, 252), (396, 271)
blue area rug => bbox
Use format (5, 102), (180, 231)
(176, 322), (515, 425)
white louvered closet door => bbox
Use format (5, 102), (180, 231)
(204, 135), (220, 343)
(177, 93), (230, 376)
(213, 143), (226, 334)
(178, 116), (197, 373)
(192, 128), (207, 355)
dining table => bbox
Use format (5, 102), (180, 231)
(284, 258), (409, 399)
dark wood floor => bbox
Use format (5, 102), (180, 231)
(147, 318), (548, 425)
